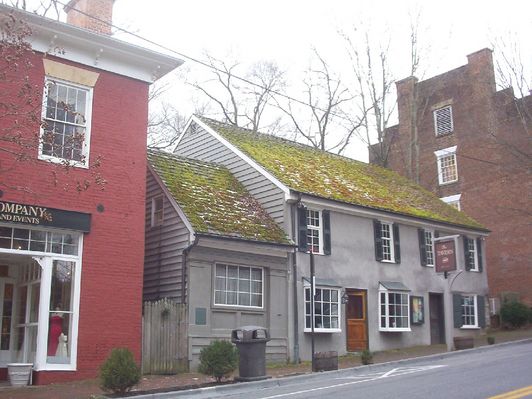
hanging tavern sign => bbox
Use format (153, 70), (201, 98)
(434, 238), (457, 273)
(0, 200), (91, 232)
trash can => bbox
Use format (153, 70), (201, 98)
(231, 325), (271, 381)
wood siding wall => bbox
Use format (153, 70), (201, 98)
(144, 169), (191, 302)
(175, 122), (286, 225)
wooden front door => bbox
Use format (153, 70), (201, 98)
(346, 290), (367, 351)
(429, 293), (445, 345)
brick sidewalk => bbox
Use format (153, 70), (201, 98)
(0, 328), (530, 399)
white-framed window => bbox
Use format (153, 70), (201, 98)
(441, 194), (461, 211)
(304, 286), (340, 333)
(381, 222), (394, 262)
(461, 295), (478, 328)
(434, 106), (453, 135)
(379, 288), (410, 332)
(425, 230), (434, 267)
(150, 196), (164, 227)
(0, 226), (79, 256)
(434, 146), (458, 185)
(40, 78), (93, 167)
(465, 238), (479, 271)
(306, 209), (322, 254)
(214, 264), (263, 308)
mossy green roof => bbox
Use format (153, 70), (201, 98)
(148, 150), (291, 244)
(199, 117), (485, 230)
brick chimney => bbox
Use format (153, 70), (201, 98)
(64, 0), (115, 35)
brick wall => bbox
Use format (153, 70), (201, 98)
(383, 49), (532, 306)
(1, 51), (149, 383)
(65, 0), (114, 35)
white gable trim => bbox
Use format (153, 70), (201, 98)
(148, 165), (196, 243)
(187, 116), (291, 198)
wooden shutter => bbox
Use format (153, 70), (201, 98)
(297, 205), (308, 252)
(373, 220), (383, 261)
(463, 236), (472, 271)
(477, 295), (486, 328)
(322, 210), (331, 255)
(476, 238), (483, 272)
(453, 294), (463, 328)
(393, 223), (401, 264)
(418, 228), (427, 266)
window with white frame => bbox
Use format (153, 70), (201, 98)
(41, 78), (92, 165)
(466, 238), (478, 271)
(434, 106), (453, 135)
(304, 286), (340, 332)
(461, 295), (477, 327)
(425, 231), (434, 266)
(379, 289), (410, 331)
(214, 264), (263, 308)
(435, 146), (458, 185)
(381, 222), (394, 262)
(0, 226), (79, 256)
(151, 196), (164, 227)
(306, 209), (322, 254)
(441, 194), (461, 211)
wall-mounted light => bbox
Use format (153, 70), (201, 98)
(341, 291), (349, 304)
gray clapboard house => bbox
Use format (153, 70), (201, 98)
(145, 150), (293, 367)
(169, 116), (489, 363)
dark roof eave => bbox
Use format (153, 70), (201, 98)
(196, 232), (296, 248)
(291, 190), (490, 233)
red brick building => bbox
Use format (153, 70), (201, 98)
(373, 49), (531, 308)
(0, 1), (181, 384)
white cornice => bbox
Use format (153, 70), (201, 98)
(2, 4), (183, 83)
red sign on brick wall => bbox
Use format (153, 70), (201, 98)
(435, 239), (457, 273)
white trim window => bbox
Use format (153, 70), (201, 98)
(304, 286), (340, 333)
(379, 289), (410, 332)
(150, 196), (164, 227)
(40, 78), (93, 167)
(306, 209), (322, 254)
(461, 295), (478, 327)
(214, 264), (263, 308)
(380, 222), (394, 262)
(441, 194), (461, 211)
(434, 146), (458, 185)
(434, 105), (454, 135)
(466, 238), (479, 271)
(425, 230), (434, 267)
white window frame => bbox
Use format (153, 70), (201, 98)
(213, 263), (264, 309)
(466, 238), (479, 272)
(0, 226), (82, 371)
(150, 196), (164, 227)
(424, 230), (434, 267)
(433, 105), (454, 135)
(434, 146), (458, 185)
(380, 221), (395, 263)
(303, 285), (341, 333)
(461, 294), (478, 328)
(306, 209), (323, 255)
(440, 194), (462, 211)
(39, 77), (93, 168)
(379, 287), (410, 332)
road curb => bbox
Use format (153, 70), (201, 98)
(122, 338), (532, 399)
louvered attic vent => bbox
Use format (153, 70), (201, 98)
(434, 106), (453, 135)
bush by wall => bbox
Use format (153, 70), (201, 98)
(198, 340), (238, 382)
(99, 348), (141, 394)
(500, 301), (531, 328)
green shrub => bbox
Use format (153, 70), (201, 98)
(500, 301), (530, 328)
(486, 336), (495, 345)
(99, 348), (141, 394)
(198, 340), (238, 382)
(360, 349), (373, 365)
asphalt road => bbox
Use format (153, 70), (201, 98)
(141, 341), (532, 399)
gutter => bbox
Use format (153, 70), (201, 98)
(195, 232), (295, 249)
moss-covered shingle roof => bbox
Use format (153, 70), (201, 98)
(199, 117), (485, 230)
(148, 150), (291, 244)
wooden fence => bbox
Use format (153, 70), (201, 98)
(142, 299), (188, 374)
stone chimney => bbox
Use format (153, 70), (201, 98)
(64, 0), (115, 35)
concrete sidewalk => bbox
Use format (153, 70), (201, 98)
(0, 328), (530, 399)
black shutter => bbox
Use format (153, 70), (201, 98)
(393, 223), (401, 263)
(373, 220), (383, 261)
(453, 294), (463, 328)
(477, 295), (486, 328)
(322, 210), (331, 255)
(418, 228), (427, 266)
(463, 236), (472, 271)
(476, 238), (483, 272)
(297, 205), (308, 252)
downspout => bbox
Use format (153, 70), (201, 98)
(181, 234), (198, 372)
(291, 194), (302, 364)
(182, 234), (199, 304)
